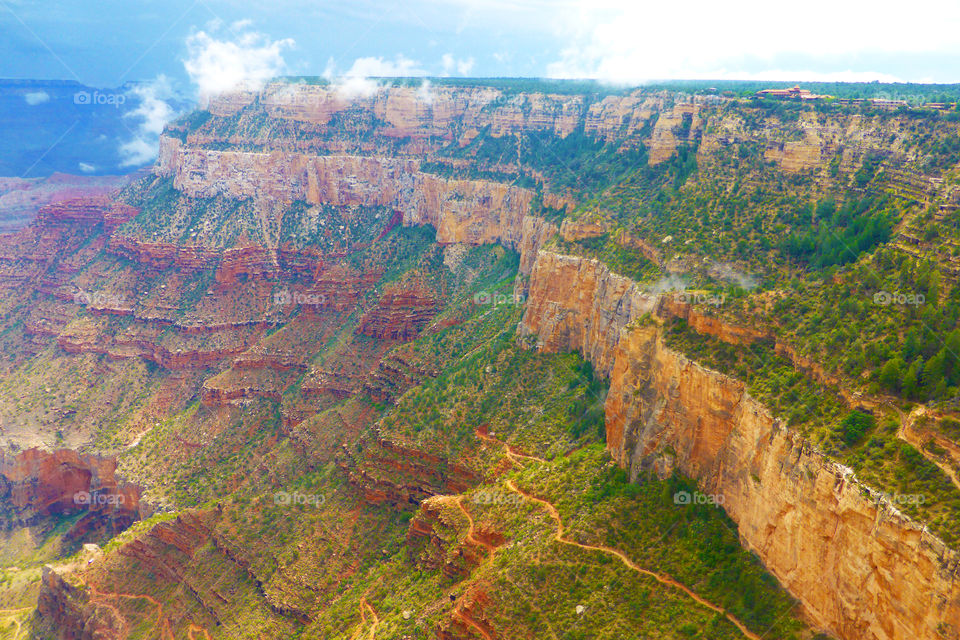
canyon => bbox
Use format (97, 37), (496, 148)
(521, 250), (960, 640)
(1, 81), (958, 639)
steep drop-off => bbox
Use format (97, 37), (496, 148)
(5, 81), (960, 639)
(520, 250), (960, 640)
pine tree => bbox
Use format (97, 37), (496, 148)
(903, 358), (923, 400)
(945, 329), (960, 386)
(878, 357), (903, 392)
(923, 349), (947, 399)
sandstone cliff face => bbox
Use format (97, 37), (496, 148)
(696, 108), (922, 176)
(520, 250), (960, 640)
(157, 141), (562, 274)
(197, 83), (662, 143)
(519, 251), (656, 373)
(647, 102), (702, 165)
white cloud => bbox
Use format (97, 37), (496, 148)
(184, 25), (293, 103)
(728, 70), (903, 83)
(24, 91), (49, 105)
(544, 0), (960, 82)
(330, 55), (424, 98)
(417, 79), (434, 104)
(118, 75), (177, 168)
(78, 162), (96, 173)
(441, 53), (475, 76)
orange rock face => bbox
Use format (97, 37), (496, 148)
(647, 103), (702, 165)
(521, 250), (960, 640)
(519, 251), (657, 373)
(0, 448), (143, 545)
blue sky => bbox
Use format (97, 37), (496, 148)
(3, 0), (960, 93)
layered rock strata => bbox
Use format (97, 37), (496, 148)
(0, 448), (143, 544)
(157, 141), (565, 274)
(520, 249), (960, 640)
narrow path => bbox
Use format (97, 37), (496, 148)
(452, 605), (494, 640)
(504, 480), (761, 640)
(187, 624), (212, 640)
(349, 597), (379, 640)
(447, 496), (496, 552)
(475, 429), (546, 466)
(0, 606), (31, 640)
(83, 589), (130, 639)
(892, 404), (960, 491)
(431, 495), (498, 638)
(87, 585), (175, 640)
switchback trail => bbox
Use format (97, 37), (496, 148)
(87, 585), (179, 640)
(476, 429), (546, 466)
(437, 495), (498, 639)
(0, 606), (31, 639)
(450, 496), (497, 552)
(187, 624), (212, 640)
(504, 480), (762, 640)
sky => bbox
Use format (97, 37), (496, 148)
(3, 0), (960, 95)
(4, 0), (960, 174)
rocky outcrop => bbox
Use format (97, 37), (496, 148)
(37, 197), (139, 231)
(520, 250), (960, 640)
(343, 435), (478, 509)
(357, 282), (439, 341)
(36, 566), (93, 639)
(647, 103), (702, 165)
(37, 510), (225, 640)
(519, 251), (656, 373)
(406, 496), (495, 580)
(195, 83), (663, 144)
(0, 448), (143, 544)
(156, 144), (565, 273)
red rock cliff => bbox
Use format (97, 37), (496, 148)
(0, 448), (143, 544)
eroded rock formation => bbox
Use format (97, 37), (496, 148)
(520, 250), (960, 640)
(0, 448), (143, 544)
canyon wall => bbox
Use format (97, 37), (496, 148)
(157, 139), (564, 273)
(0, 448), (143, 543)
(197, 83), (662, 142)
(520, 250), (960, 640)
